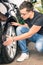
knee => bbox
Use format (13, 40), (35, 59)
(16, 26), (23, 35)
(36, 42), (43, 52)
(16, 26), (22, 32)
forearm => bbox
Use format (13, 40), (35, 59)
(13, 32), (32, 41)
(16, 23), (28, 27)
(13, 25), (41, 41)
(11, 22), (28, 27)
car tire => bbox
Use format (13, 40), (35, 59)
(2, 26), (17, 63)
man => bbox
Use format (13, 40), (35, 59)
(3, 1), (43, 61)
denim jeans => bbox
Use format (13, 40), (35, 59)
(16, 26), (43, 53)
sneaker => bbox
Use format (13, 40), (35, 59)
(17, 53), (29, 62)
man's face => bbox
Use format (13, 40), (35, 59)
(20, 8), (31, 20)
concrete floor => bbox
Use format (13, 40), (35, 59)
(1, 42), (43, 65)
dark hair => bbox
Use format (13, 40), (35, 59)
(19, 1), (33, 11)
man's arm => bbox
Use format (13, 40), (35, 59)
(11, 22), (28, 27)
(3, 25), (41, 46)
(13, 25), (41, 41)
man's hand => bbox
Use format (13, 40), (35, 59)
(11, 22), (21, 26)
(3, 36), (13, 46)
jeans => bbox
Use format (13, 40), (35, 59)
(16, 26), (43, 53)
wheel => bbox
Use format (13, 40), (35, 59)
(2, 26), (17, 63)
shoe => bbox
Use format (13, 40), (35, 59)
(17, 53), (29, 62)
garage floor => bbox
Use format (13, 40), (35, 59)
(1, 42), (43, 65)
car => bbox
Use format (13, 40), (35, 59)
(0, 2), (18, 63)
